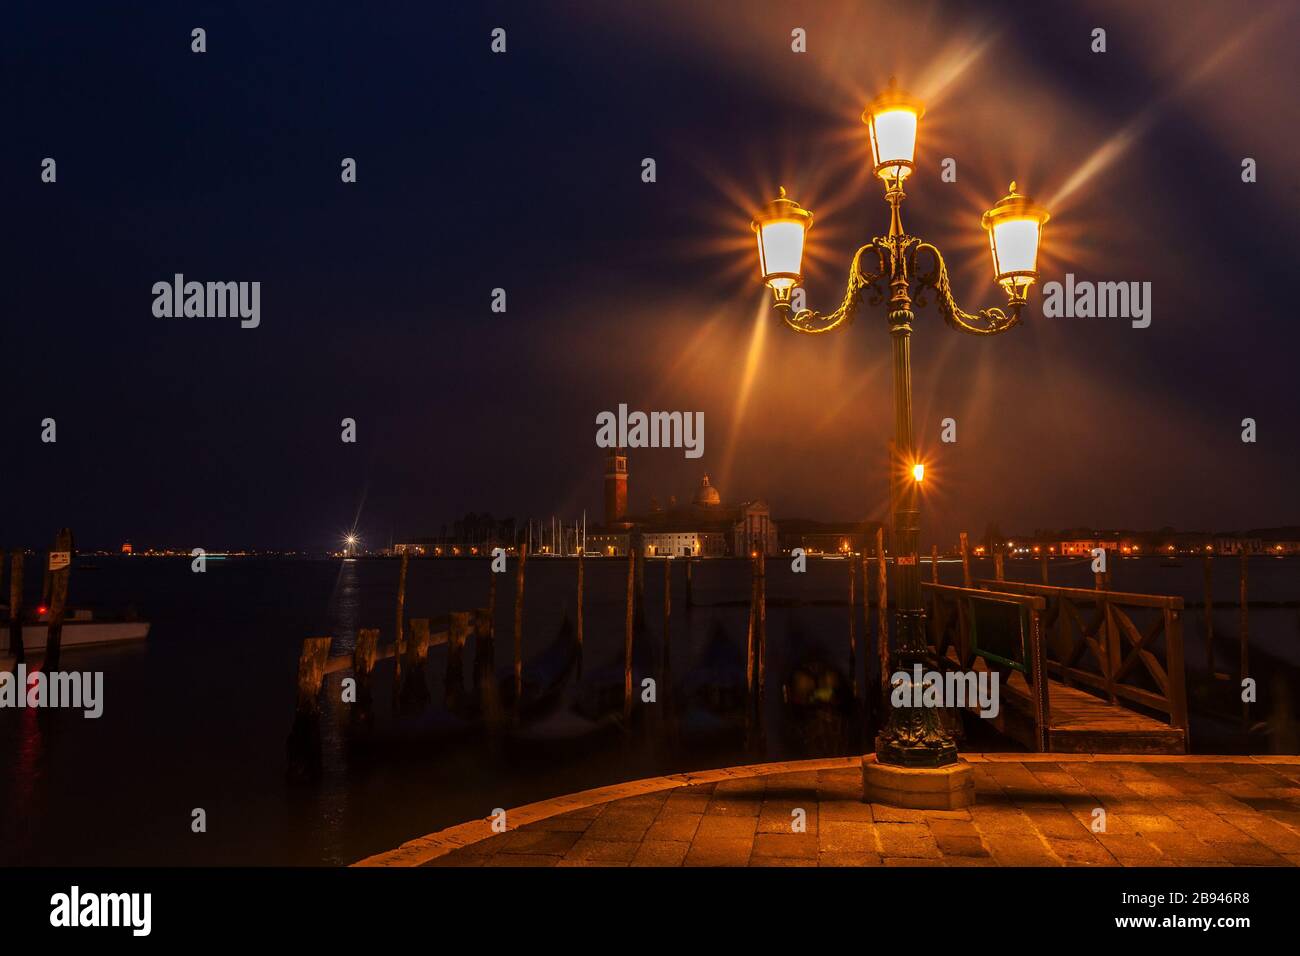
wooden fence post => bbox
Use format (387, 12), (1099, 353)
(1164, 605), (1189, 749)
(1026, 607), (1050, 752)
(959, 532), (971, 588)
(514, 543), (528, 706)
(8, 551), (24, 663)
(623, 545), (635, 723)
(44, 529), (74, 672)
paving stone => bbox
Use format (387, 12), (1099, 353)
(819, 821), (878, 854)
(1221, 815), (1300, 852)
(496, 829), (582, 855)
(758, 800), (818, 834)
(565, 838), (640, 863)
(752, 832), (819, 860)
(696, 814), (758, 840)
(485, 853), (558, 867)
(818, 851), (883, 867)
(1201, 839), (1288, 866)
(820, 799), (874, 823)
(876, 823), (941, 859)
(1140, 830), (1227, 863)
(645, 813), (703, 843)
(1095, 833), (1163, 864)
(934, 835), (989, 858)
(684, 836), (754, 867)
(630, 841), (690, 867)
(704, 796), (762, 818)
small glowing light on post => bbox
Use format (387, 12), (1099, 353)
(912, 462), (925, 482)
(751, 187), (813, 306)
(982, 182), (1050, 296)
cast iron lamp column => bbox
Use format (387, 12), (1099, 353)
(750, 80), (1050, 768)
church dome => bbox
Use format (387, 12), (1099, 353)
(693, 474), (722, 508)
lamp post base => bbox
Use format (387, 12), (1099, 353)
(861, 754), (975, 810)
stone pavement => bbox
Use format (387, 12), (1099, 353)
(355, 755), (1300, 867)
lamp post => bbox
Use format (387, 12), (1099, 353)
(751, 79), (1049, 772)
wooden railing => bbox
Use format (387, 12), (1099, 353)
(977, 580), (1188, 747)
(922, 582), (1050, 752)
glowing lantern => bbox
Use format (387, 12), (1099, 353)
(751, 187), (813, 306)
(981, 182), (1050, 296)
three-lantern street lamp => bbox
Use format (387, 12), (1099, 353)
(751, 79), (1050, 768)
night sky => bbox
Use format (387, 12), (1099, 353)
(4, 0), (1298, 550)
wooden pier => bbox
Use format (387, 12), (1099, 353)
(924, 578), (1189, 754)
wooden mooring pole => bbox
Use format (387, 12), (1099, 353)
(994, 549), (1005, 583)
(662, 557), (671, 671)
(352, 627), (378, 721)
(757, 550), (767, 704)
(685, 553), (693, 609)
(1240, 551), (1250, 731)
(848, 555), (857, 698)
(930, 544), (939, 584)
(576, 548), (584, 673)
(44, 529), (74, 672)
(959, 531), (971, 588)
(446, 612), (470, 712)
(475, 605), (504, 725)
(1203, 553), (1214, 674)
(623, 545), (635, 723)
(392, 551), (409, 696)
(8, 551), (24, 664)
(514, 543), (528, 706)
(287, 636), (332, 781)
(745, 554), (756, 704)
(860, 548), (870, 660)
(634, 544), (646, 626)
(1040, 548), (1049, 584)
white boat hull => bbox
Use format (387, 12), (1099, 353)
(1, 621), (150, 652)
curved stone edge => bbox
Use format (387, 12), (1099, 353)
(350, 752), (1300, 867)
(350, 755), (858, 867)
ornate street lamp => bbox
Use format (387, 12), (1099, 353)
(751, 80), (1050, 777)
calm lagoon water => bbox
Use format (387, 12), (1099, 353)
(2, 554), (1297, 865)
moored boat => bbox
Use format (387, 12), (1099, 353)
(0, 609), (149, 652)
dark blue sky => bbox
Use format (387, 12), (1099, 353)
(4, 1), (1298, 550)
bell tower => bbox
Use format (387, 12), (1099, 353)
(604, 448), (628, 526)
